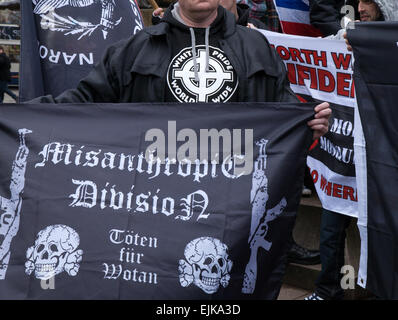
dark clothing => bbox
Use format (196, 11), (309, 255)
(0, 81), (17, 103)
(309, 0), (359, 36)
(33, 6), (298, 104)
(151, 13), (163, 26)
(263, 0), (282, 33)
(236, 3), (268, 29)
(0, 52), (11, 82)
(0, 52), (17, 103)
(315, 208), (352, 300)
(239, 0), (282, 32)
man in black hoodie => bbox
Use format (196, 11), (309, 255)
(35, 0), (330, 141)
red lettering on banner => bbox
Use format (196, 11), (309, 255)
(337, 72), (351, 97)
(297, 65), (319, 88)
(343, 185), (357, 201)
(286, 64), (355, 98)
(320, 175), (332, 195)
(319, 175), (357, 202)
(297, 65), (311, 85)
(318, 69), (335, 92)
(332, 183), (342, 198)
(313, 51), (327, 68)
(320, 175), (327, 191)
(276, 47), (328, 67)
(287, 63), (297, 84)
(288, 47), (305, 63)
(311, 169), (319, 184)
(309, 68), (318, 89)
(277, 46), (290, 60)
(350, 79), (355, 98)
(292, 49), (327, 67)
(331, 52), (352, 70)
(300, 49), (313, 64)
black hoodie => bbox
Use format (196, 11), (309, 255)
(162, 4), (239, 103)
(0, 52), (11, 82)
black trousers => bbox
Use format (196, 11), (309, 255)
(315, 208), (352, 300)
(0, 80), (17, 103)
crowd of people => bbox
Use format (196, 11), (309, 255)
(4, 0), (394, 300)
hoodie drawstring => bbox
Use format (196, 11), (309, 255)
(189, 28), (199, 82)
(205, 27), (210, 72)
(189, 26), (211, 82)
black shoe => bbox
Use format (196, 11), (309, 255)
(287, 242), (320, 265)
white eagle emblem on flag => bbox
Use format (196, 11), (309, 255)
(32, 0), (122, 40)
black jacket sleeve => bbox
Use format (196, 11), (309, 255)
(266, 36), (299, 103)
(274, 59), (300, 103)
(309, 0), (345, 36)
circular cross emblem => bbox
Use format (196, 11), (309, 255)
(167, 45), (239, 103)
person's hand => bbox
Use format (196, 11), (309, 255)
(343, 31), (352, 51)
(153, 7), (164, 18)
(307, 102), (331, 140)
(247, 23), (257, 29)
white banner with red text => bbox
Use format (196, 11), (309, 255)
(259, 29), (358, 218)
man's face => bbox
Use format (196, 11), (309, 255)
(358, 0), (381, 21)
(179, 0), (220, 17)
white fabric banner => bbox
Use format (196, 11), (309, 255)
(258, 30), (358, 218)
(307, 156), (357, 218)
(259, 30), (355, 108)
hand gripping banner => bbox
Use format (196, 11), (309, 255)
(0, 102), (313, 299)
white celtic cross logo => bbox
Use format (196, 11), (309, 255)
(173, 49), (233, 102)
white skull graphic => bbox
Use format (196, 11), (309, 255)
(25, 225), (83, 280)
(179, 237), (233, 294)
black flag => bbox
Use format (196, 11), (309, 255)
(20, 0), (144, 101)
(348, 22), (398, 299)
(0, 102), (313, 299)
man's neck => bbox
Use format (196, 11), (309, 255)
(177, 4), (218, 28)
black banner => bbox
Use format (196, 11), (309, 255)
(309, 103), (355, 177)
(0, 102), (313, 299)
(20, 0), (143, 102)
(349, 22), (398, 299)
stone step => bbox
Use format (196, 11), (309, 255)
(283, 262), (372, 299)
(283, 263), (320, 292)
(277, 283), (312, 300)
(282, 193), (373, 299)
